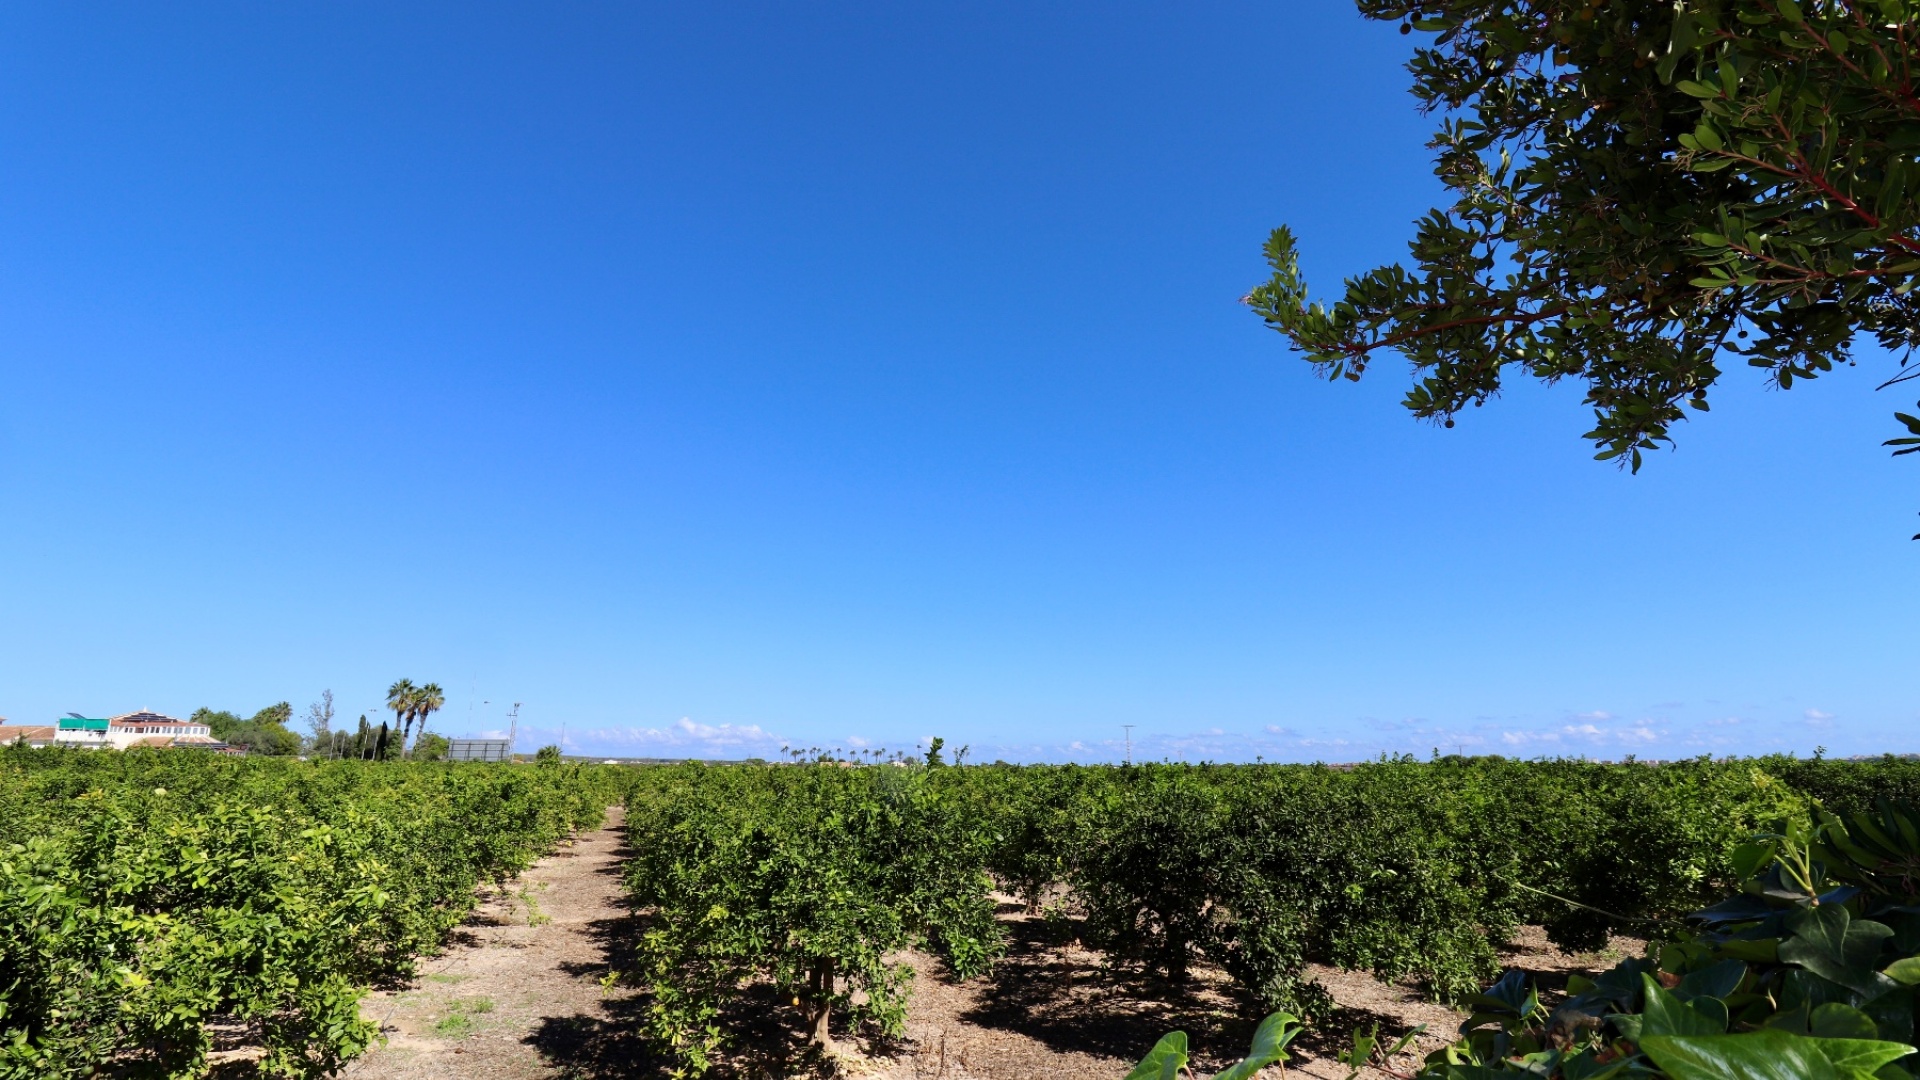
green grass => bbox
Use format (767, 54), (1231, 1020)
(432, 1013), (475, 1038)
(430, 997), (495, 1037)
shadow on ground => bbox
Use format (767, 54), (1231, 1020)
(948, 914), (1268, 1071)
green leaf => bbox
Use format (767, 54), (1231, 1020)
(1817, 1036), (1918, 1077)
(1781, 906), (1899, 999)
(1885, 957), (1920, 986)
(1643, 974), (1727, 1036)
(1643, 1032), (1837, 1080)
(1678, 959), (1748, 1001)
(1125, 1032), (1189, 1080)
(1809, 1003), (1878, 1039)
(1676, 79), (1720, 98)
(1731, 842), (1776, 880)
(1210, 1012), (1302, 1080)
(1642, 1031), (1914, 1080)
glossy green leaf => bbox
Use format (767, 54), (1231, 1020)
(1781, 906), (1898, 999)
(1809, 1003), (1879, 1039)
(1886, 957), (1920, 986)
(1125, 1032), (1189, 1080)
(1678, 959), (1748, 1001)
(1642, 1031), (1914, 1080)
(1642, 975), (1727, 1036)
(1210, 1012), (1302, 1080)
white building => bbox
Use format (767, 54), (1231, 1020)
(107, 711), (217, 749)
(54, 717), (112, 748)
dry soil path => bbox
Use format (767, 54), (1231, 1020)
(341, 806), (643, 1080)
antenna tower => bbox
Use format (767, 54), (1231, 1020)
(507, 703), (522, 758)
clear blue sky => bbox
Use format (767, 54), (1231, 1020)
(1, 2), (1912, 762)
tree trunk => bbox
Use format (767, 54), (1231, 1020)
(807, 957), (834, 1046)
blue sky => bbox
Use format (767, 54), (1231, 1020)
(0, 2), (1913, 762)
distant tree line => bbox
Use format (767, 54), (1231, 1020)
(190, 703), (301, 756)
(195, 679), (451, 760)
(301, 679), (448, 760)
(312, 717), (449, 761)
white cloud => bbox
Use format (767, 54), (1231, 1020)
(570, 717), (787, 758)
(1575, 710), (1614, 722)
(846, 735), (869, 748)
(1805, 709), (1835, 726)
(1503, 730), (1561, 745)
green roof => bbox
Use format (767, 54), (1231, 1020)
(57, 718), (108, 731)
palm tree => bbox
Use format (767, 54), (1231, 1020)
(409, 683), (445, 753)
(386, 679), (416, 754)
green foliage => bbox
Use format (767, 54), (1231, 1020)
(1387, 798), (1920, 1077)
(1124, 1012), (1302, 1080)
(535, 744), (563, 764)
(0, 749), (618, 1078)
(957, 758), (1795, 1016)
(316, 715), (391, 760)
(383, 679), (445, 755)
(409, 683), (445, 752)
(1247, 0), (1920, 477)
(619, 764), (1005, 1075)
(1757, 754), (1920, 816)
(413, 732), (452, 761)
(192, 704), (302, 756)
(11, 748), (1913, 1078)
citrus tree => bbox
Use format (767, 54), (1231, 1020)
(621, 764), (1003, 1075)
(1247, 0), (1920, 503)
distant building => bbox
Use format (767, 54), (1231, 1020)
(0, 724), (57, 748)
(55, 718), (112, 748)
(106, 711), (222, 750)
(5, 713), (232, 751)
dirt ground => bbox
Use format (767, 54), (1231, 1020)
(339, 806), (644, 1080)
(867, 912), (1631, 1080)
(332, 812), (1634, 1080)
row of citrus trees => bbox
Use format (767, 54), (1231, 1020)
(0, 746), (622, 1079)
(8, 749), (1914, 1077)
(614, 755), (1920, 1075)
(1139, 790), (1920, 1079)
